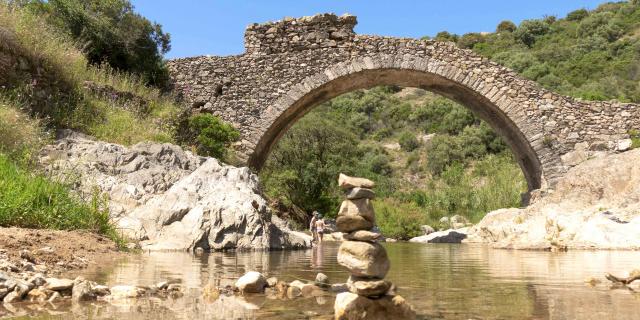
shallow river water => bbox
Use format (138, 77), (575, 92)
(12, 242), (640, 320)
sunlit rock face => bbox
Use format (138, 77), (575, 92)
(39, 130), (311, 251)
(466, 149), (640, 250)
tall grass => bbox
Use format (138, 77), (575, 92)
(0, 2), (181, 146)
(0, 2), (183, 245)
(0, 153), (123, 246)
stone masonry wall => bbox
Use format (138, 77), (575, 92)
(167, 14), (640, 191)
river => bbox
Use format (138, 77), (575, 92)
(12, 242), (640, 319)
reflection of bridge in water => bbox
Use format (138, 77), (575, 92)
(168, 13), (640, 192)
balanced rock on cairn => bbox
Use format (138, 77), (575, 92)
(334, 173), (416, 320)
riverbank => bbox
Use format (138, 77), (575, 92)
(466, 148), (640, 250)
(0, 227), (123, 275)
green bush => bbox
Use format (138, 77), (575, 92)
(496, 20), (517, 33)
(398, 132), (419, 152)
(374, 198), (427, 240)
(0, 153), (122, 245)
(187, 114), (239, 160)
(630, 130), (640, 149)
(21, 0), (171, 87)
(514, 20), (550, 47)
(567, 8), (589, 21)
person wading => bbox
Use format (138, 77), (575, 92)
(309, 211), (319, 244)
(315, 214), (326, 244)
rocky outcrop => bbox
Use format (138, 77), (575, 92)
(466, 149), (640, 250)
(409, 228), (468, 244)
(39, 130), (311, 251)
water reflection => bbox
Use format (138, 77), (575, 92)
(7, 243), (640, 320)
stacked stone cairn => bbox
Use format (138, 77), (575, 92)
(334, 173), (416, 320)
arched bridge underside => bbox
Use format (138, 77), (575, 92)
(168, 14), (639, 191)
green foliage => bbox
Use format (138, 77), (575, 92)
(261, 112), (362, 215)
(0, 153), (123, 246)
(0, 3), (181, 147)
(374, 198), (427, 240)
(630, 130), (640, 149)
(186, 114), (239, 159)
(458, 32), (486, 49)
(514, 19), (550, 47)
(20, 0), (171, 87)
(398, 132), (419, 151)
(496, 20), (517, 33)
(434, 31), (459, 43)
(567, 9), (589, 21)
(471, 1), (640, 102)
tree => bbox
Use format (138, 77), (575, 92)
(496, 20), (517, 33)
(566, 8), (589, 21)
(458, 33), (486, 49)
(187, 114), (239, 160)
(514, 20), (550, 47)
(261, 112), (360, 215)
(23, 0), (171, 87)
(434, 31), (459, 43)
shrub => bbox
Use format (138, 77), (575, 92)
(434, 31), (459, 43)
(496, 20), (517, 33)
(458, 33), (486, 49)
(374, 198), (427, 240)
(398, 132), (419, 152)
(514, 20), (550, 47)
(187, 114), (239, 159)
(0, 99), (45, 163)
(567, 8), (589, 21)
(630, 130), (640, 149)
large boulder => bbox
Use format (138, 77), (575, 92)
(235, 271), (267, 293)
(409, 228), (468, 244)
(466, 149), (640, 250)
(344, 187), (376, 200)
(336, 199), (375, 233)
(338, 173), (375, 190)
(347, 276), (391, 297)
(39, 131), (311, 251)
(334, 292), (416, 320)
(337, 241), (390, 278)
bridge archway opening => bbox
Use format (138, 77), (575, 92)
(250, 68), (542, 191)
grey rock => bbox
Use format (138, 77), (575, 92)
(336, 199), (375, 233)
(334, 292), (416, 320)
(235, 271), (267, 293)
(72, 280), (95, 302)
(347, 276), (391, 297)
(420, 225), (435, 235)
(338, 173), (375, 190)
(39, 133), (311, 251)
(337, 241), (390, 278)
(315, 273), (329, 288)
(344, 187), (375, 200)
(343, 230), (382, 242)
(409, 229), (467, 244)
(45, 278), (74, 291)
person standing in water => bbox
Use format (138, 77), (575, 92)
(315, 214), (326, 244)
(309, 211), (319, 243)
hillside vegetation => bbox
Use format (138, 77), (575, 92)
(262, 0), (640, 239)
(0, 1), (187, 243)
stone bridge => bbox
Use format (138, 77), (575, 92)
(167, 14), (639, 192)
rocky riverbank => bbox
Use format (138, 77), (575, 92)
(39, 130), (311, 252)
(466, 149), (640, 250)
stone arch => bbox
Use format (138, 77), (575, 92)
(248, 55), (553, 191)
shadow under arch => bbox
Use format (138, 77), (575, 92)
(249, 67), (543, 191)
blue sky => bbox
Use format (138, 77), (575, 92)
(131, 0), (608, 58)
